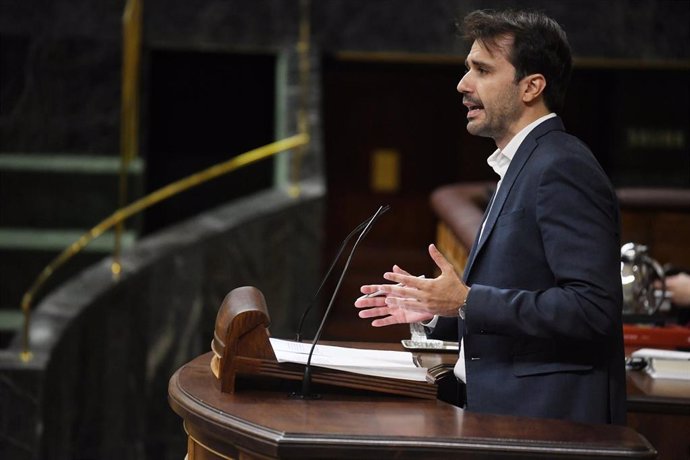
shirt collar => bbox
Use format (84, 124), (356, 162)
(487, 113), (557, 179)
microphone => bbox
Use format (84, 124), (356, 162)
(295, 206), (390, 342)
(291, 205), (389, 399)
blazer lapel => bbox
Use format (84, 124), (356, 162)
(462, 190), (495, 280)
(462, 117), (565, 279)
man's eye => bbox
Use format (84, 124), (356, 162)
(477, 68), (488, 74)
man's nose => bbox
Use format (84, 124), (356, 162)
(457, 73), (470, 94)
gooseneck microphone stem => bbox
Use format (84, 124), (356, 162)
(295, 205), (388, 399)
(295, 217), (372, 342)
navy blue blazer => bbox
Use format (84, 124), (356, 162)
(432, 116), (626, 425)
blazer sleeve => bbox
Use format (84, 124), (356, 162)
(427, 316), (460, 341)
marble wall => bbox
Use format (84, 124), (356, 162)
(2, 0), (688, 162)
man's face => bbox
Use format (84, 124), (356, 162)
(457, 38), (523, 148)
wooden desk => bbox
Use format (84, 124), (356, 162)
(626, 365), (690, 460)
(169, 352), (656, 460)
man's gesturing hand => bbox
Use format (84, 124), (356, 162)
(354, 244), (470, 326)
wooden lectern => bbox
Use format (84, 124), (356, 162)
(169, 286), (657, 459)
(209, 286), (440, 399)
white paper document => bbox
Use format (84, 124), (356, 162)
(631, 347), (690, 380)
(631, 348), (690, 361)
(269, 338), (428, 381)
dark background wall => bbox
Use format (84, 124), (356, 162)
(2, 0), (687, 156)
(311, 0), (690, 340)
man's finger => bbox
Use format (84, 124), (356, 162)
(383, 272), (426, 289)
(392, 265), (412, 276)
(385, 296), (428, 312)
(357, 306), (392, 318)
(383, 285), (425, 301)
(360, 284), (385, 295)
(371, 316), (402, 327)
(428, 243), (455, 273)
(354, 295), (387, 308)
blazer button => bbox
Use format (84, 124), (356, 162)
(470, 357), (481, 361)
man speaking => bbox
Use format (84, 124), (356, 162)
(355, 9), (626, 425)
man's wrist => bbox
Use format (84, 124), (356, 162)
(459, 287), (470, 319)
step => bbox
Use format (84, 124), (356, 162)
(0, 153), (144, 229)
(0, 228), (137, 310)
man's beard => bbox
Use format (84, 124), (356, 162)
(466, 86), (521, 141)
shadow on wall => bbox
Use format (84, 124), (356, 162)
(0, 182), (324, 460)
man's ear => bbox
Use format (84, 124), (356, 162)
(521, 74), (546, 103)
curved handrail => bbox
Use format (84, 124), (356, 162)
(19, 133), (309, 361)
(18, 0), (315, 361)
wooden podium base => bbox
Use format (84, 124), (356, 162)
(170, 352), (656, 460)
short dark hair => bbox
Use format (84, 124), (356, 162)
(461, 9), (572, 112)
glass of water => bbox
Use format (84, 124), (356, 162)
(409, 322), (427, 341)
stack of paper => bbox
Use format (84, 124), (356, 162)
(269, 338), (428, 382)
(631, 348), (690, 380)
